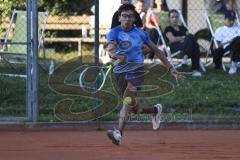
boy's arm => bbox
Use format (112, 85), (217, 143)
(105, 41), (125, 63)
(147, 41), (172, 70)
(106, 41), (117, 59)
(146, 41), (185, 79)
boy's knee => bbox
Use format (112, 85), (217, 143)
(130, 105), (138, 114)
(126, 84), (137, 93)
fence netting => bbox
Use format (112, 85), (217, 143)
(1, 0), (240, 123)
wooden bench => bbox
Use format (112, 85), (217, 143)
(45, 15), (110, 36)
(1, 15), (110, 56)
(44, 15), (110, 56)
(46, 15), (91, 30)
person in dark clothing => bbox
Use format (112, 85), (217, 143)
(111, 0), (143, 29)
(164, 9), (202, 77)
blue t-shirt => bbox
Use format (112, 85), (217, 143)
(107, 26), (152, 63)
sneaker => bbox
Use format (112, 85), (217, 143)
(191, 70), (202, 77)
(182, 55), (188, 65)
(107, 129), (121, 146)
(229, 62), (238, 75)
(152, 104), (163, 130)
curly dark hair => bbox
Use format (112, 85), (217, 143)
(152, 0), (169, 11)
(118, 3), (136, 16)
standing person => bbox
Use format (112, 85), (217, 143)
(145, 0), (169, 60)
(106, 4), (185, 146)
(164, 9), (202, 77)
(111, 0), (143, 29)
(212, 10), (240, 74)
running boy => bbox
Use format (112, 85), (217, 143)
(106, 4), (184, 146)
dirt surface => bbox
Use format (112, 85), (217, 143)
(0, 129), (240, 160)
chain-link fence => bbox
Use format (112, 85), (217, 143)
(0, 0), (36, 121)
(1, 0), (240, 123)
(0, 8), (29, 120)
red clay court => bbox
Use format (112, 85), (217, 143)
(0, 129), (240, 160)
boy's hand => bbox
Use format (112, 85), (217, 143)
(109, 53), (126, 64)
(169, 67), (186, 80)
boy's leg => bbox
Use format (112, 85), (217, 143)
(118, 82), (137, 133)
(137, 99), (158, 114)
(107, 75), (162, 145)
(137, 100), (163, 130)
(123, 83), (163, 130)
(118, 104), (129, 135)
(107, 82), (136, 146)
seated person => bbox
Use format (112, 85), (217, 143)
(164, 9), (202, 77)
(134, 0), (147, 28)
(213, 10), (240, 74)
(145, 0), (169, 60)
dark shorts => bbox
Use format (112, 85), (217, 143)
(112, 65), (145, 97)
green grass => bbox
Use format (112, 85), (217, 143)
(1, 51), (240, 122)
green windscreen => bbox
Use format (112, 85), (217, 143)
(209, 14), (225, 32)
(8, 11), (48, 54)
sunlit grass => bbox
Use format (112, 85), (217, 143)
(1, 50), (240, 122)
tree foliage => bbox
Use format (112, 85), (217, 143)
(38, 0), (94, 16)
(0, 0), (94, 35)
(0, 0), (26, 20)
